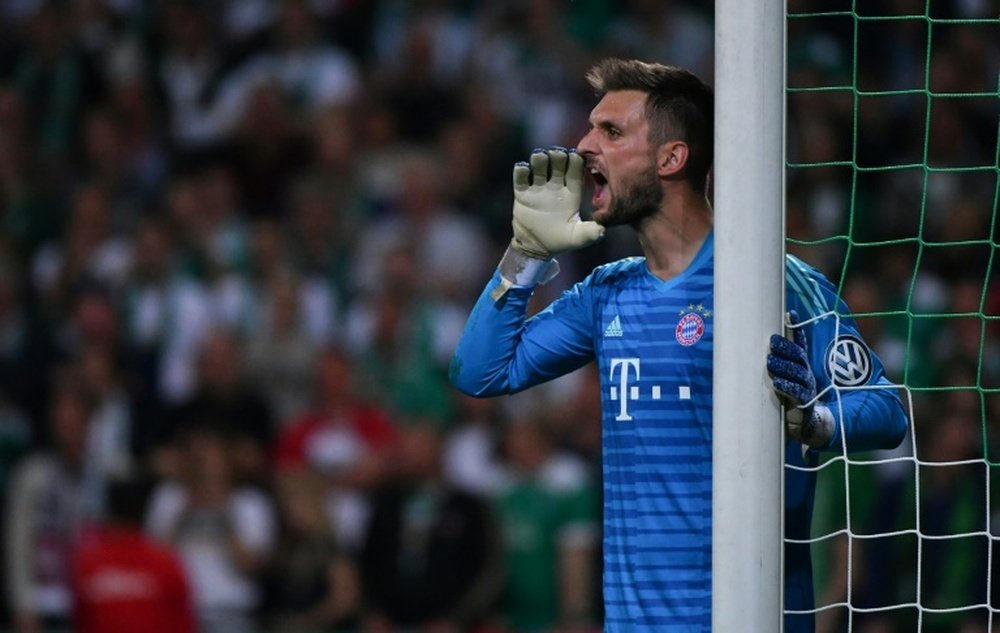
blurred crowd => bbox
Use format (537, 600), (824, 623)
(0, 0), (995, 632)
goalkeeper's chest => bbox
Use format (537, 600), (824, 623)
(595, 296), (714, 395)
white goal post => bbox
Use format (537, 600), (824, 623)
(712, 0), (787, 631)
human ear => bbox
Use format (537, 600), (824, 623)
(656, 141), (689, 178)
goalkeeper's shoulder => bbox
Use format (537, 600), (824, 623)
(783, 254), (841, 319)
(586, 256), (647, 287)
(784, 254), (835, 290)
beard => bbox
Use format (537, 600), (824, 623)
(597, 166), (663, 228)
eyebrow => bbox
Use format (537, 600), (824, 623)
(591, 119), (620, 133)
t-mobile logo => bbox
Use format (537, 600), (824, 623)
(609, 358), (640, 421)
(609, 358), (692, 421)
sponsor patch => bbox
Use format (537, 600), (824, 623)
(825, 335), (873, 387)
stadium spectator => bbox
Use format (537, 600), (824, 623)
(273, 345), (398, 551)
(5, 373), (96, 633)
(244, 268), (324, 423)
(262, 469), (361, 633)
(228, 80), (310, 219)
(442, 393), (509, 498)
(345, 242), (460, 426)
(254, 0), (362, 119)
(352, 150), (492, 302)
(72, 475), (196, 633)
(181, 163), (251, 282)
(155, 1), (239, 155)
(359, 421), (503, 632)
(31, 182), (130, 312)
(167, 328), (274, 487)
(100, 70), (170, 214)
(117, 214), (213, 407)
(285, 168), (360, 311)
(215, 217), (338, 347)
(77, 104), (151, 225)
(433, 98), (523, 234)
(75, 342), (135, 519)
(145, 426), (276, 633)
(492, 409), (599, 633)
(368, 3), (466, 143)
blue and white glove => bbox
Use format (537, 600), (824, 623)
(767, 311), (835, 448)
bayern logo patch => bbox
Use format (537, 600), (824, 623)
(825, 335), (873, 387)
(675, 312), (705, 346)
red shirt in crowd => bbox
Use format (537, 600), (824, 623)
(72, 527), (196, 633)
(274, 406), (399, 473)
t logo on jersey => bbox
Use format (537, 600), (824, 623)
(609, 358), (640, 421)
(825, 335), (873, 387)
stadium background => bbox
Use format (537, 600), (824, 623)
(0, 0), (995, 631)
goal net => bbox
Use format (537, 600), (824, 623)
(785, 1), (1000, 631)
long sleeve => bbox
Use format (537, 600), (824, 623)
(785, 255), (908, 453)
(821, 377), (908, 452)
(450, 270), (596, 397)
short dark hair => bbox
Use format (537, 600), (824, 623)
(106, 475), (152, 526)
(586, 59), (714, 193)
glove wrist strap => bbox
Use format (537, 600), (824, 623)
(801, 405), (835, 448)
(491, 244), (559, 301)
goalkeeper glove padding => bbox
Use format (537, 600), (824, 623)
(510, 147), (605, 259)
(767, 310), (835, 448)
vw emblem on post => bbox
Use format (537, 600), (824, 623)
(825, 335), (873, 387)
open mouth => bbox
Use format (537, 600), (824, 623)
(589, 167), (608, 208)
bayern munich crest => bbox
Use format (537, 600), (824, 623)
(675, 305), (709, 346)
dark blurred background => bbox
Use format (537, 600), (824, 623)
(0, 0), (995, 631)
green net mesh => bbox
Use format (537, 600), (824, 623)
(785, 1), (999, 630)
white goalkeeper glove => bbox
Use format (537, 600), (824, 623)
(510, 147), (605, 260)
(767, 310), (835, 448)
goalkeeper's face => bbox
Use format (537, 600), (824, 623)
(578, 90), (663, 228)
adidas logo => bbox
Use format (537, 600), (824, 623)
(604, 315), (623, 337)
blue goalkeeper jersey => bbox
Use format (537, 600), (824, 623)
(451, 231), (907, 632)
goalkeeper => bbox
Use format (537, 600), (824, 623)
(450, 58), (908, 633)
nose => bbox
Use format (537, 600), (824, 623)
(576, 128), (597, 158)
